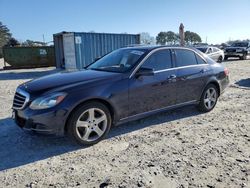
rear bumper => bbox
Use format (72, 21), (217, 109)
(13, 107), (68, 135)
(219, 76), (230, 95)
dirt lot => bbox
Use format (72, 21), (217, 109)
(0, 58), (249, 188)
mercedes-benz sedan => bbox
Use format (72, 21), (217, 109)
(12, 46), (229, 145)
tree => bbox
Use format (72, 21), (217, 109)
(6, 37), (20, 47)
(0, 21), (12, 49)
(22, 40), (45, 46)
(157, 31), (180, 45)
(184, 31), (202, 44)
(140, 32), (155, 44)
(156, 32), (168, 45)
(165, 31), (178, 44)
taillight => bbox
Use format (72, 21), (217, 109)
(224, 67), (229, 76)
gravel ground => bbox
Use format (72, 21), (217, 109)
(0, 58), (249, 188)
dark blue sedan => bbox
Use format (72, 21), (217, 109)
(12, 46), (229, 145)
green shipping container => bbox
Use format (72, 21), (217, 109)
(3, 46), (55, 68)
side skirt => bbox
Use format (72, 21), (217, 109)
(116, 100), (199, 125)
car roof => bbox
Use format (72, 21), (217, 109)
(123, 45), (201, 52)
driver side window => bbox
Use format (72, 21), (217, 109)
(141, 49), (172, 71)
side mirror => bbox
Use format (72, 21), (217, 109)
(135, 67), (154, 78)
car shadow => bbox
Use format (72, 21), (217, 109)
(0, 106), (201, 171)
(0, 69), (60, 80)
(109, 106), (200, 138)
(235, 78), (250, 88)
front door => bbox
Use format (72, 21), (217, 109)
(128, 49), (177, 116)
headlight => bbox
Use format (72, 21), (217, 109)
(30, 92), (67, 110)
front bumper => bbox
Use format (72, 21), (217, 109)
(13, 107), (68, 135)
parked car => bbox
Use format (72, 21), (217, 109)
(196, 46), (224, 63)
(12, 46), (229, 145)
(224, 41), (250, 60)
(219, 43), (230, 50)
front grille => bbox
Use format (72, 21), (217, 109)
(13, 88), (30, 110)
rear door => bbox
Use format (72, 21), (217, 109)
(128, 49), (177, 116)
(174, 49), (211, 104)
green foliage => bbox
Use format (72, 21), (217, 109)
(0, 21), (12, 52)
(7, 37), (20, 47)
(156, 32), (168, 45)
(165, 31), (178, 44)
(184, 31), (202, 44)
(156, 31), (180, 45)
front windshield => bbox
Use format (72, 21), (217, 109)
(87, 48), (147, 73)
(231, 42), (248, 47)
(196, 47), (208, 53)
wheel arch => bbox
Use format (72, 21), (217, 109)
(200, 79), (221, 100)
(64, 98), (116, 133)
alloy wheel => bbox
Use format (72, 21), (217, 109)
(75, 108), (107, 142)
(204, 88), (217, 110)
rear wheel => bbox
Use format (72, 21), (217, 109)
(67, 102), (112, 145)
(217, 56), (223, 63)
(198, 84), (218, 112)
(242, 53), (247, 60)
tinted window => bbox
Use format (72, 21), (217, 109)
(195, 54), (206, 64)
(175, 49), (197, 67)
(212, 47), (219, 52)
(87, 49), (146, 73)
(231, 42), (248, 47)
(142, 49), (172, 71)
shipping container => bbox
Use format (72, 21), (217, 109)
(54, 32), (140, 69)
(3, 46), (55, 68)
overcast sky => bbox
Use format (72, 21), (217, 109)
(0, 0), (249, 44)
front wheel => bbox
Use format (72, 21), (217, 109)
(198, 84), (218, 112)
(67, 102), (112, 145)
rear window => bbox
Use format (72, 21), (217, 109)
(195, 54), (206, 64)
(175, 49), (197, 67)
(231, 42), (248, 47)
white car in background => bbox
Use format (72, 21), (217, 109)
(196, 46), (224, 63)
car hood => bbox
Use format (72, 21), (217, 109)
(21, 69), (122, 94)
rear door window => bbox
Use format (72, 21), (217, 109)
(212, 47), (219, 52)
(142, 49), (172, 71)
(195, 54), (206, 64)
(175, 49), (198, 67)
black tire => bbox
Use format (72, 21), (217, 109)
(242, 53), (247, 60)
(224, 56), (228, 60)
(67, 102), (112, 146)
(197, 84), (218, 112)
(217, 56), (223, 63)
